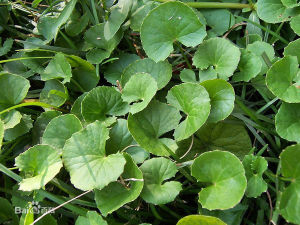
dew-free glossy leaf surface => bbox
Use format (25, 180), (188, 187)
(121, 58), (172, 90)
(1, 110), (22, 129)
(284, 38), (300, 63)
(180, 69), (197, 83)
(279, 144), (300, 224)
(257, 0), (292, 23)
(122, 73), (157, 114)
(176, 215), (227, 225)
(40, 80), (68, 107)
(82, 86), (129, 123)
(200, 79), (235, 123)
(242, 155), (268, 198)
(4, 114), (33, 141)
(0, 73), (30, 106)
(266, 56), (300, 103)
(42, 114), (82, 151)
(95, 153), (143, 216)
(140, 157), (182, 205)
(193, 38), (240, 79)
(75, 211), (107, 225)
(167, 83), (210, 141)
(191, 150), (247, 210)
(141, 1), (206, 62)
(275, 103), (300, 142)
(0, 38), (13, 57)
(128, 100), (181, 156)
(15, 145), (63, 191)
(62, 121), (126, 191)
(291, 14), (300, 35)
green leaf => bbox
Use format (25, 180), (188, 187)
(140, 157), (182, 205)
(180, 69), (197, 83)
(0, 38), (13, 57)
(0, 120), (3, 149)
(193, 37), (241, 79)
(75, 211), (108, 225)
(104, 53), (139, 85)
(15, 144), (63, 191)
(141, 1), (206, 62)
(122, 73), (157, 114)
(257, 0), (295, 23)
(128, 100), (181, 156)
(104, 0), (132, 40)
(4, 114), (33, 141)
(121, 58), (172, 90)
(37, 0), (77, 41)
(275, 103), (300, 143)
(0, 197), (19, 225)
(246, 12), (263, 37)
(246, 41), (275, 75)
(201, 9), (235, 36)
(291, 14), (300, 35)
(1, 110), (22, 129)
(40, 80), (68, 107)
(95, 153), (144, 216)
(86, 49), (111, 64)
(284, 38), (300, 63)
(81, 86), (129, 123)
(233, 49), (262, 82)
(65, 11), (89, 37)
(167, 83), (210, 141)
(41, 53), (72, 84)
(62, 121), (126, 191)
(176, 119), (252, 160)
(176, 215), (227, 225)
(0, 73), (30, 106)
(282, 0), (300, 8)
(42, 114), (82, 151)
(279, 144), (300, 224)
(242, 155), (268, 198)
(266, 56), (300, 103)
(32, 111), (62, 145)
(200, 79), (235, 123)
(70, 93), (87, 122)
(191, 150), (247, 210)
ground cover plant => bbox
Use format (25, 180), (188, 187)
(0, 0), (300, 224)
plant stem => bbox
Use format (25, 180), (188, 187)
(175, 42), (192, 70)
(154, 0), (250, 9)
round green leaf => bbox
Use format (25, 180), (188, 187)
(15, 144), (63, 191)
(279, 144), (300, 224)
(95, 153), (144, 216)
(65, 11), (89, 37)
(75, 211), (107, 225)
(4, 114), (33, 141)
(193, 37), (241, 79)
(70, 92), (87, 122)
(282, 0), (300, 7)
(128, 100), (181, 156)
(140, 157), (182, 205)
(40, 80), (68, 107)
(191, 150), (247, 210)
(275, 103), (300, 142)
(141, 1), (206, 62)
(242, 155), (268, 198)
(62, 121), (126, 191)
(266, 56), (300, 103)
(176, 119), (252, 160)
(121, 58), (172, 90)
(233, 49), (262, 82)
(291, 14), (300, 35)
(122, 73), (157, 114)
(0, 73), (30, 106)
(42, 114), (83, 151)
(200, 79), (235, 123)
(177, 215), (227, 225)
(180, 69), (197, 83)
(167, 83), (211, 141)
(82, 86), (129, 123)
(1, 110), (22, 129)
(284, 38), (300, 63)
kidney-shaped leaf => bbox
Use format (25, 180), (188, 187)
(121, 58), (172, 90)
(122, 73), (157, 114)
(193, 38), (241, 79)
(141, 1), (206, 62)
(128, 100), (181, 156)
(266, 56), (300, 103)
(140, 157), (182, 205)
(15, 145), (63, 191)
(200, 79), (235, 123)
(177, 215), (227, 225)
(82, 86), (129, 124)
(0, 73), (30, 106)
(42, 114), (82, 151)
(242, 155), (268, 198)
(167, 83), (210, 141)
(275, 103), (300, 143)
(279, 144), (300, 224)
(191, 150), (247, 210)
(95, 153), (144, 216)
(62, 121), (126, 191)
